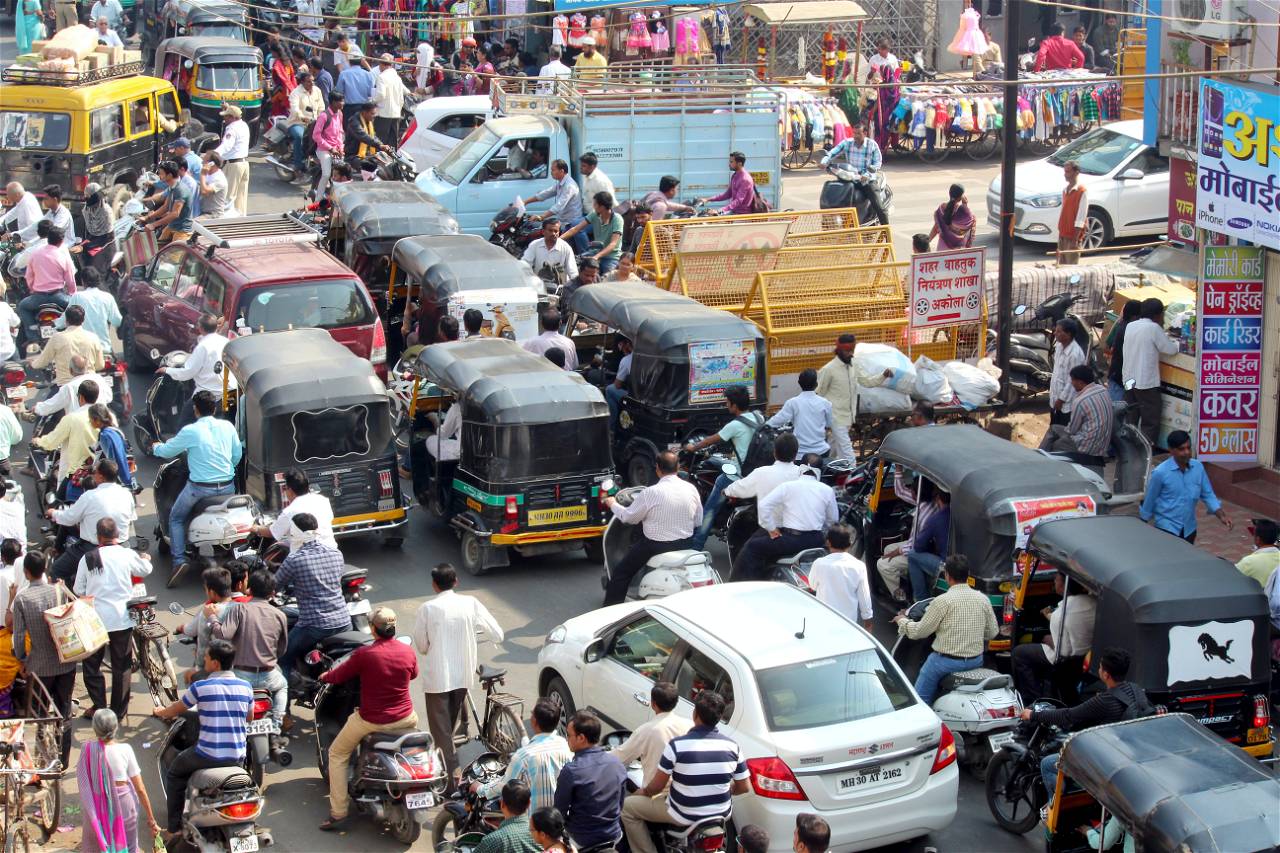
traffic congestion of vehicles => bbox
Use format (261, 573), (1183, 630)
(1, 11), (1278, 853)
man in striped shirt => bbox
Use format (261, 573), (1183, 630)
(1039, 365), (1113, 462)
(625, 691), (748, 853)
(154, 639), (253, 839)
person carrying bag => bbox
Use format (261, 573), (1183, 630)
(43, 583), (108, 665)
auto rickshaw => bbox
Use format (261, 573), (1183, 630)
(409, 338), (614, 574)
(327, 182), (459, 360)
(1016, 515), (1273, 758)
(859, 425), (1104, 650)
(1046, 714), (1280, 852)
(560, 282), (767, 486)
(146, 0), (250, 59)
(154, 37), (263, 144)
(220, 328), (409, 545)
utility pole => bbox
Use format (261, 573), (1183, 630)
(996, 0), (1021, 403)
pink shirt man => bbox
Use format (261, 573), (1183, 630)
(24, 243), (77, 295)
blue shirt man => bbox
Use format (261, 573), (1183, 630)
(554, 712), (628, 850)
(152, 390), (243, 576)
(1139, 429), (1232, 542)
(335, 63), (377, 106)
(767, 368), (834, 458)
(55, 280), (120, 350)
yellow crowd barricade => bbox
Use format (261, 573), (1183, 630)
(634, 207), (860, 285)
(782, 225), (892, 249)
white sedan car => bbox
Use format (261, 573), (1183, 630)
(988, 119), (1170, 249)
(399, 95), (494, 175)
(536, 584), (959, 852)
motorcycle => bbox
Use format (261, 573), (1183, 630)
(156, 715), (271, 853)
(892, 598), (1021, 776)
(818, 164), (894, 227)
(304, 635), (448, 843)
(132, 350), (193, 450)
(488, 202), (544, 259)
(722, 499), (824, 590)
(22, 299), (66, 358)
(984, 699), (1068, 834)
(903, 49), (937, 83)
(430, 741), (507, 849)
(264, 118), (318, 185)
(985, 289), (1098, 404)
(149, 456), (260, 587)
(374, 148), (419, 182)
(602, 481), (721, 599)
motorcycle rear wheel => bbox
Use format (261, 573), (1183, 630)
(273, 162), (297, 183)
(984, 750), (1041, 834)
(431, 807), (464, 849)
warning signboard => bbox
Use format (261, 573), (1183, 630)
(909, 247), (986, 330)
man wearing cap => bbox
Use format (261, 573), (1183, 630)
(574, 36), (608, 83)
(373, 54), (409, 146)
(335, 57), (379, 125)
(168, 138), (203, 183)
(1237, 519), (1280, 588)
(817, 333), (888, 462)
(214, 105), (251, 218)
(318, 605), (420, 831)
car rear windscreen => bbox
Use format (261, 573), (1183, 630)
(0, 111), (71, 151)
(755, 649), (916, 732)
(237, 279), (373, 331)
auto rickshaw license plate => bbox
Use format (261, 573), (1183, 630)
(527, 505), (588, 526)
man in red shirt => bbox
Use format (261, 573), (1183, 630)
(318, 606), (420, 831)
(1035, 23), (1085, 71)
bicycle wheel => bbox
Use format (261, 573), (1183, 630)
(781, 146), (807, 171)
(483, 704), (525, 760)
(5, 823), (30, 853)
(965, 131), (1000, 161)
(28, 779), (58, 841)
(150, 637), (180, 705)
(916, 140), (951, 165)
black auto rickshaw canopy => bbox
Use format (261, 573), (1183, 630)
(1058, 714), (1280, 852)
(223, 329), (394, 467)
(1027, 515), (1270, 687)
(877, 425), (1103, 579)
(563, 281), (767, 410)
(331, 182), (459, 258)
(391, 234), (545, 299)
(414, 338), (610, 480)
(167, 0), (248, 28)
(153, 35), (261, 67)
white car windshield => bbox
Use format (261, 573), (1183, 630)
(435, 125), (500, 185)
(755, 649), (915, 731)
(1048, 127), (1143, 176)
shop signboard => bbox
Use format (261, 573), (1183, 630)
(909, 247), (986, 330)
(1195, 78), (1280, 250)
(1197, 246), (1266, 461)
(1010, 495), (1097, 550)
(1168, 156), (1197, 245)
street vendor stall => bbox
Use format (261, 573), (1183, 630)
(741, 1), (868, 81)
(1111, 279), (1198, 450)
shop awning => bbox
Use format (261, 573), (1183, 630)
(1131, 243), (1199, 281)
(743, 1), (869, 24)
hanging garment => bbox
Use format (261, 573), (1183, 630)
(551, 14), (568, 47)
(674, 16), (699, 57)
(568, 12), (587, 47)
(650, 12), (669, 52)
(589, 15), (606, 50)
(627, 11), (653, 50)
(947, 7), (988, 56)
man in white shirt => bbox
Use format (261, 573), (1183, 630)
(807, 524), (873, 628)
(0, 540), (28, 618)
(75, 516), (152, 716)
(373, 54), (409, 146)
(578, 153), (614, 219)
(1, 184), (41, 243)
(31, 356), (111, 419)
(601, 451), (702, 605)
(691, 432), (800, 553)
(521, 219), (578, 286)
(0, 300), (20, 363)
(295, 0), (322, 34)
(816, 334), (887, 461)
(735, 466), (837, 582)
(48, 459), (136, 583)
(89, 0), (123, 29)
(158, 314), (236, 425)
(94, 16), (123, 47)
(415, 41), (436, 91)
(1047, 319), (1085, 426)
(0, 484), (26, 559)
(18, 185), (77, 245)
(333, 33), (364, 73)
(521, 308), (578, 370)
(537, 46), (572, 94)
(619, 680), (694, 850)
(1121, 297), (1178, 447)
(213, 106), (251, 218)
(413, 563), (504, 779)
(252, 468), (337, 552)
(1011, 572), (1096, 703)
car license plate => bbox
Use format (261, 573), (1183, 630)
(988, 731), (1015, 751)
(245, 719), (279, 736)
(838, 761), (905, 792)
(405, 790), (434, 810)
(527, 505), (588, 527)
(230, 834), (259, 853)
(39, 326), (52, 339)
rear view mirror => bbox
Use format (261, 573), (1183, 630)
(1013, 305), (1028, 316)
(167, 602), (184, 615)
(1117, 168), (1145, 181)
(149, 349), (161, 360)
(584, 638), (603, 663)
(129, 264), (145, 279)
(721, 463), (738, 477)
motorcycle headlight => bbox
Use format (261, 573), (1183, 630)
(1026, 194), (1062, 208)
(545, 625), (566, 646)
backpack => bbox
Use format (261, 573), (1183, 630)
(750, 188), (771, 214)
(1115, 683), (1155, 721)
(732, 412), (777, 475)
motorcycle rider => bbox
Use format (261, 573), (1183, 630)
(54, 266), (120, 353)
(252, 468), (336, 552)
(521, 219), (578, 287)
(767, 369), (833, 461)
(30, 381), (99, 497)
(733, 462), (836, 582)
(318, 606), (420, 832)
(892, 555), (998, 705)
(47, 458), (135, 583)
(29, 304), (103, 388)
(476, 781), (542, 853)
(274, 513), (350, 683)
(0, 183), (41, 239)
(820, 124), (888, 225)
(285, 71), (325, 179)
(474, 698), (572, 810)
(18, 225), (77, 350)
(695, 152), (756, 216)
(210, 569), (289, 725)
(642, 176), (695, 222)
(17, 184), (77, 246)
(692, 430), (800, 553)
(153, 638), (254, 846)
(527, 160), (588, 254)
(600, 451), (702, 606)
(553, 711), (628, 852)
(684, 386), (765, 550)
(616, 682), (690, 835)
(158, 314), (236, 428)
(30, 354), (111, 419)
(344, 102), (392, 173)
(624, 690), (748, 853)
(150, 390), (243, 586)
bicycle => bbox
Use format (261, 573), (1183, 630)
(0, 719), (63, 851)
(453, 664), (525, 761)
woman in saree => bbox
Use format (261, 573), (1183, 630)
(78, 709), (161, 853)
(929, 183), (977, 249)
(15, 0), (46, 55)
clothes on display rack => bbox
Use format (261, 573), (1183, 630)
(650, 12), (669, 53)
(674, 15), (700, 60)
(569, 12), (587, 48)
(552, 13), (568, 47)
(590, 14), (606, 52)
(779, 91), (853, 153)
(627, 10), (653, 53)
(947, 5), (988, 57)
(712, 7), (731, 64)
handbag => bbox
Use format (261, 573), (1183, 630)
(42, 583), (108, 664)
(749, 189), (771, 214)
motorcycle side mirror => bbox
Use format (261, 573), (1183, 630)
(305, 650), (324, 665)
(583, 638), (603, 664)
(1123, 378), (1137, 391)
(167, 602), (185, 616)
(721, 463), (738, 477)
(44, 492), (56, 506)
(1067, 274), (1082, 285)
(149, 349), (161, 360)
(1013, 305), (1028, 316)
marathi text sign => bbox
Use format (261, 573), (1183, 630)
(689, 339), (757, 404)
(909, 247), (985, 330)
(1169, 156), (1197, 245)
(1197, 246), (1266, 461)
(1195, 78), (1280, 250)
(1011, 495), (1097, 550)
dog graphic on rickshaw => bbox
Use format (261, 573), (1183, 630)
(1197, 632), (1235, 664)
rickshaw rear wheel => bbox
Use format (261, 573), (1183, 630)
(625, 448), (657, 487)
(460, 532), (490, 576)
(582, 537), (605, 563)
(984, 749), (1040, 834)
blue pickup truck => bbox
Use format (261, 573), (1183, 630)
(415, 74), (783, 235)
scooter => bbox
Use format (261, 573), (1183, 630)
(132, 350), (194, 451)
(601, 481), (721, 600)
(892, 598), (1020, 776)
(818, 164), (894, 227)
(986, 289), (1096, 404)
(156, 715), (272, 853)
(149, 456), (260, 587)
(304, 636), (448, 844)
